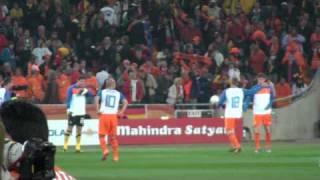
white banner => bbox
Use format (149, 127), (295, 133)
(48, 119), (100, 146)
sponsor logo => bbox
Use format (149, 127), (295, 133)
(49, 129), (65, 137)
(118, 125), (227, 137)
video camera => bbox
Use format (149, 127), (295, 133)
(11, 138), (56, 180)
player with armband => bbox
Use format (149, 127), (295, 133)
(95, 77), (128, 162)
(245, 73), (274, 153)
(218, 78), (245, 153)
(64, 75), (92, 153)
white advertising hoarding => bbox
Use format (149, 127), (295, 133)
(48, 119), (100, 146)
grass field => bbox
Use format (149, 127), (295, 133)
(56, 142), (320, 180)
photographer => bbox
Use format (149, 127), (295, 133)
(0, 100), (75, 180)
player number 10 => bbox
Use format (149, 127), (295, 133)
(105, 95), (116, 108)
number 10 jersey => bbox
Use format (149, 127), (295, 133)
(98, 89), (125, 114)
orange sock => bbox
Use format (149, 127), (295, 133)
(110, 137), (119, 160)
(254, 132), (260, 150)
(266, 132), (271, 149)
(99, 135), (108, 154)
(229, 134), (240, 149)
(228, 134), (235, 148)
(231, 134), (240, 149)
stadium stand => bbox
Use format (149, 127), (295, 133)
(0, 0), (318, 106)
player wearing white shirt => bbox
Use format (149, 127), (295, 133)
(245, 73), (274, 153)
(95, 78), (128, 162)
(63, 76), (91, 153)
(218, 78), (244, 153)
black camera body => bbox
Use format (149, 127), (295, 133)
(19, 138), (56, 180)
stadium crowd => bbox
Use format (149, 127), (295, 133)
(0, 0), (319, 107)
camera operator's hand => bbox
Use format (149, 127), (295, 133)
(4, 139), (24, 169)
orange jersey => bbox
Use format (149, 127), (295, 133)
(11, 75), (28, 98)
(275, 83), (292, 107)
(56, 74), (71, 103)
(27, 74), (45, 101)
(85, 76), (98, 95)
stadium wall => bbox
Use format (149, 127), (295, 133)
(243, 70), (320, 140)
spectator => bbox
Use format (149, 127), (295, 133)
(167, 77), (184, 105)
(96, 64), (110, 90)
(27, 65), (45, 103)
(228, 63), (240, 81)
(0, 1), (8, 21)
(56, 69), (71, 103)
(282, 43), (306, 82)
(250, 43), (266, 74)
(79, 59), (87, 74)
(10, 2), (23, 20)
(139, 67), (158, 103)
(208, 0), (221, 18)
(227, 47), (241, 65)
(196, 68), (211, 103)
(212, 69), (229, 95)
(43, 70), (59, 104)
(85, 71), (98, 104)
(100, 4), (119, 26)
(127, 17), (147, 45)
(11, 67), (28, 99)
(292, 75), (308, 96)
(70, 62), (81, 84)
(188, 72), (198, 104)
(48, 31), (63, 55)
(123, 70), (144, 104)
(97, 36), (117, 73)
(206, 43), (224, 68)
(34, 25), (47, 44)
(17, 29), (34, 72)
(32, 40), (52, 65)
(155, 66), (171, 103)
(176, 18), (202, 44)
(282, 27), (306, 52)
(275, 77), (292, 108)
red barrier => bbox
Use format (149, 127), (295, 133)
(118, 118), (242, 145)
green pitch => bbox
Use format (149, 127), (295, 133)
(56, 142), (320, 180)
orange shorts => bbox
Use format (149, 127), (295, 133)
(253, 114), (272, 128)
(224, 118), (240, 130)
(99, 114), (118, 135)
